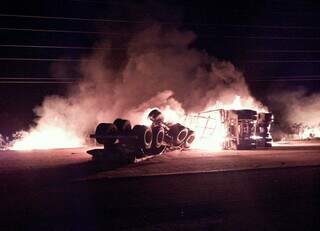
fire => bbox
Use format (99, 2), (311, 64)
(9, 124), (83, 150)
(299, 126), (320, 140)
(206, 95), (267, 112)
(187, 96), (268, 150)
(140, 105), (185, 126)
(142, 95), (266, 151)
(7, 95), (264, 151)
(187, 112), (227, 151)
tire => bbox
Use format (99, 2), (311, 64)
(132, 125), (153, 150)
(95, 123), (118, 145)
(113, 118), (132, 133)
(152, 126), (165, 148)
(183, 130), (195, 148)
(148, 126), (166, 155)
(168, 123), (189, 146)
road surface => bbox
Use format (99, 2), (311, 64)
(1, 143), (320, 230)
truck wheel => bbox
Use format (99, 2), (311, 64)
(169, 124), (188, 146)
(183, 130), (195, 148)
(148, 126), (166, 155)
(113, 118), (132, 133)
(132, 125), (153, 150)
(152, 126), (165, 148)
(95, 123), (118, 145)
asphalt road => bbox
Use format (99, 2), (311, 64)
(1, 144), (320, 230)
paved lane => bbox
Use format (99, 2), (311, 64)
(0, 144), (320, 230)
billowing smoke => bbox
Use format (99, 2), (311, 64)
(269, 89), (320, 139)
(7, 25), (266, 149)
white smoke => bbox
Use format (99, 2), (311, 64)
(7, 25), (266, 149)
(269, 88), (320, 139)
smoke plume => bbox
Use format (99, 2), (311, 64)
(8, 25), (266, 148)
(269, 88), (320, 138)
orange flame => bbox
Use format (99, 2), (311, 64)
(299, 126), (320, 139)
(10, 124), (83, 150)
(8, 95), (265, 151)
(141, 95), (267, 151)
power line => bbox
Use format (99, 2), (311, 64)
(3, 45), (320, 54)
(221, 35), (320, 40)
(4, 57), (320, 64)
(0, 13), (146, 24)
(249, 50), (320, 53)
(245, 60), (320, 63)
(0, 58), (80, 62)
(251, 79), (320, 82)
(2, 13), (320, 30)
(262, 75), (320, 78)
(221, 24), (320, 30)
(3, 26), (320, 41)
(0, 77), (76, 80)
(0, 81), (74, 84)
(71, 0), (320, 16)
(0, 44), (126, 50)
(1, 75), (320, 81)
(0, 27), (126, 35)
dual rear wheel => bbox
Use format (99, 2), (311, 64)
(94, 119), (194, 154)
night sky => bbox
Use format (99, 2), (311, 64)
(1, 0), (320, 135)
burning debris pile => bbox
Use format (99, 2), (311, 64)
(1, 25), (273, 151)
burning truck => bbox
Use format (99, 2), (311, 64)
(89, 109), (195, 160)
(184, 109), (273, 150)
(88, 108), (273, 161)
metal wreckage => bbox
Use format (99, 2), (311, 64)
(88, 108), (273, 161)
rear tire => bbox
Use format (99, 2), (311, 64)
(152, 126), (165, 148)
(183, 130), (195, 148)
(149, 126), (166, 155)
(95, 123), (118, 145)
(113, 118), (132, 133)
(132, 125), (153, 150)
(169, 123), (189, 146)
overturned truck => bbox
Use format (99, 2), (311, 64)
(89, 108), (273, 161)
(184, 109), (273, 150)
(89, 109), (195, 160)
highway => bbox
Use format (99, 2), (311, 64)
(1, 143), (320, 230)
